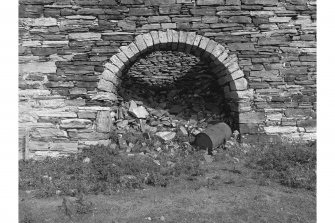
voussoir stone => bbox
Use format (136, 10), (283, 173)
(142, 32), (154, 49)
(196, 37), (210, 57)
(116, 51), (130, 65)
(178, 31), (188, 51)
(171, 30), (179, 51)
(110, 54), (125, 70)
(191, 35), (202, 53)
(105, 62), (121, 76)
(218, 69), (244, 85)
(230, 69), (245, 80)
(129, 42), (140, 56)
(185, 32), (197, 54)
(226, 62), (240, 74)
(158, 31), (168, 48)
(210, 44), (226, 60)
(222, 55), (238, 67)
(198, 36), (210, 50)
(203, 39), (218, 58)
(134, 35), (147, 52)
(230, 77), (248, 91)
(119, 45), (135, 60)
(150, 31), (160, 50)
(97, 79), (117, 93)
(101, 70), (121, 86)
(166, 29), (174, 47)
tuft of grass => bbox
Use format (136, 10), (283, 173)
(19, 144), (203, 198)
(246, 142), (316, 191)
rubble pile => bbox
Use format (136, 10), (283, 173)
(20, 50), (235, 159)
(104, 51), (232, 156)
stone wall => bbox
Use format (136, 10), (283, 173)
(125, 51), (213, 87)
(19, 0), (316, 159)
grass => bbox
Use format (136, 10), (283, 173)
(19, 139), (316, 200)
(19, 143), (204, 198)
(19, 138), (317, 223)
(20, 127), (317, 193)
(245, 141), (316, 191)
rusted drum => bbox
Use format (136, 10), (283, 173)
(194, 122), (232, 150)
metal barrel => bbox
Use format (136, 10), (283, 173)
(194, 122), (232, 150)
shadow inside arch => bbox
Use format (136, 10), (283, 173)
(116, 50), (239, 132)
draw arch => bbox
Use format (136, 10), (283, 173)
(93, 30), (254, 131)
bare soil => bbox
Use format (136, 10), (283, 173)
(19, 158), (316, 223)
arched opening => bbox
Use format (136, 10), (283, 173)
(119, 50), (233, 134)
(93, 30), (254, 133)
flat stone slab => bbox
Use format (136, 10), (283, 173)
(155, 131), (176, 141)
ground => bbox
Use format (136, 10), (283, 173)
(19, 145), (316, 223)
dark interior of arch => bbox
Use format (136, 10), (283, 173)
(117, 50), (236, 130)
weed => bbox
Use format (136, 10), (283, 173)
(246, 142), (316, 190)
(19, 144), (203, 197)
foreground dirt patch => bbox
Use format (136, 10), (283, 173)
(20, 160), (315, 223)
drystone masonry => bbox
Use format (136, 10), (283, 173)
(125, 51), (212, 87)
(19, 0), (316, 159)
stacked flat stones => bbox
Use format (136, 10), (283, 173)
(19, 0), (316, 159)
(123, 51), (211, 87)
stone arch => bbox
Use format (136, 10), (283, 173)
(93, 30), (254, 131)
